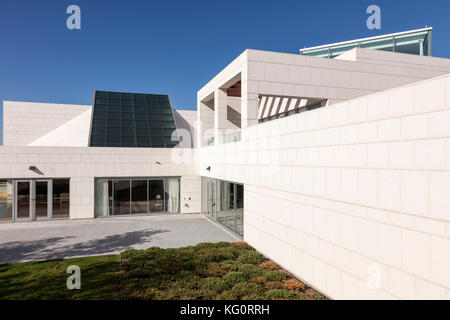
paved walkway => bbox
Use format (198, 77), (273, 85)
(0, 214), (239, 264)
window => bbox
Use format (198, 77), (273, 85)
(201, 177), (244, 237)
(94, 177), (180, 217)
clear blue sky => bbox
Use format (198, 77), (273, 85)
(1, 0), (450, 144)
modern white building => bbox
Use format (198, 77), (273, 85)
(2, 28), (450, 299)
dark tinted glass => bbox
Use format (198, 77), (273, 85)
(108, 104), (121, 112)
(92, 126), (106, 135)
(90, 91), (178, 147)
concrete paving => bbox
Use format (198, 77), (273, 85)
(0, 214), (240, 264)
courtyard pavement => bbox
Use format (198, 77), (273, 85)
(0, 214), (240, 264)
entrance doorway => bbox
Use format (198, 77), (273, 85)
(14, 180), (51, 221)
(15, 180), (32, 220)
(13, 179), (67, 221)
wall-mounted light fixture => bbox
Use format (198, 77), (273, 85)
(29, 166), (44, 175)
(206, 166), (211, 172)
(156, 161), (162, 165)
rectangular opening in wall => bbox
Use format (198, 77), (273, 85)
(201, 177), (244, 237)
(258, 95), (327, 124)
(94, 177), (180, 217)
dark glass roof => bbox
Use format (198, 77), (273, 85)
(89, 91), (179, 148)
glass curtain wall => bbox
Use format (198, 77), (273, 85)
(95, 177), (180, 217)
(201, 177), (243, 237)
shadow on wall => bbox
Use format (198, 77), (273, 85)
(227, 105), (241, 128)
(0, 229), (168, 264)
(172, 110), (194, 148)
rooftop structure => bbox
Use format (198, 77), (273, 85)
(300, 27), (432, 58)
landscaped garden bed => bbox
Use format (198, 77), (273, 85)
(0, 241), (326, 300)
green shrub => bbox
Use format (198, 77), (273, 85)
(222, 271), (246, 288)
(219, 262), (238, 273)
(265, 270), (289, 282)
(263, 289), (299, 300)
(236, 250), (263, 265)
(204, 262), (227, 277)
(202, 277), (228, 292)
(264, 281), (284, 290)
(172, 274), (203, 291)
(217, 290), (236, 300)
(213, 246), (238, 261)
(230, 282), (265, 299)
(238, 264), (264, 278)
(220, 259), (240, 266)
(249, 275), (267, 284)
(164, 287), (216, 300)
(195, 242), (230, 250)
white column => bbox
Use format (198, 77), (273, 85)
(214, 88), (228, 145)
(240, 73), (258, 128)
(198, 98), (214, 147)
(241, 93), (259, 128)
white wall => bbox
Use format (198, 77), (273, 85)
(3, 101), (91, 146)
(173, 109), (197, 148)
(199, 74), (450, 299)
(28, 109), (92, 147)
(244, 48), (450, 108)
(0, 146), (199, 219)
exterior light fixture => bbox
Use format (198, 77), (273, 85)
(29, 166), (43, 175)
(206, 166), (211, 171)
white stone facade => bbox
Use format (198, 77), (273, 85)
(2, 42), (450, 299)
(196, 47), (450, 299)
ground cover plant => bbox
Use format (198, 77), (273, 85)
(0, 241), (326, 300)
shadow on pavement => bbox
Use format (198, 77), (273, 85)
(0, 229), (168, 264)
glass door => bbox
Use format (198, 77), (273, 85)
(35, 180), (50, 219)
(206, 179), (216, 219)
(113, 180), (131, 215)
(148, 180), (164, 213)
(15, 180), (31, 220)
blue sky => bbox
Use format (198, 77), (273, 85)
(1, 0), (450, 144)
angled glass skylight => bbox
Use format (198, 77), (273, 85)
(89, 91), (179, 148)
(300, 27), (432, 58)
